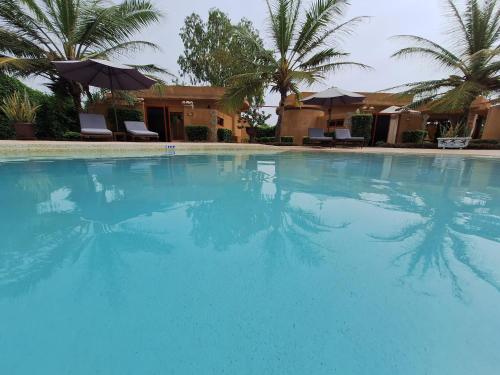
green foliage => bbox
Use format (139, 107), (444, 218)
(256, 137), (276, 144)
(0, 90), (40, 123)
(0, 0), (166, 109)
(178, 9), (265, 92)
(35, 95), (78, 139)
(62, 131), (81, 141)
(107, 108), (144, 132)
(303, 137), (311, 145)
(351, 114), (373, 141)
(402, 130), (427, 144)
(0, 73), (46, 139)
(280, 136), (294, 144)
(222, 0), (369, 136)
(440, 123), (466, 138)
(391, 0), (500, 115)
(241, 104), (272, 128)
(256, 125), (276, 138)
(324, 131), (336, 138)
(217, 128), (233, 142)
(185, 125), (209, 142)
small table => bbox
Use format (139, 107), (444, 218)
(113, 132), (127, 141)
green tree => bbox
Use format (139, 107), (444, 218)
(178, 9), (266, 89)
(391, 0), (500, 124)
(0, 0), (165, 110)
(222, 0), (368, 137)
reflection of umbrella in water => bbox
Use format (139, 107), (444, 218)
(301, 87), (366, 131)
(53, 59), (156, 129)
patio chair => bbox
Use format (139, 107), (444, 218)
(124, 121), (159, 141)
(308, 128), (333, 147)
(334, 128), (365, 147)
(79, 113), (113, 141)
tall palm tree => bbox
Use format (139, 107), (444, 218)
(391, 0), (500, 125)
(222, 0), (368, 137)
(0, 0), (166, 110)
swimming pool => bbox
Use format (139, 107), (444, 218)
(1, 152), (499, 374)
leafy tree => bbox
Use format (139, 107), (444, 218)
(222, 0), (368, 137)
(178, 9), (266, 89)
(391, 0), (500, 125)
(0, 0), (166, 110)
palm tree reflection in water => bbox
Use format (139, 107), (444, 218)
(367, 156), (500, 298)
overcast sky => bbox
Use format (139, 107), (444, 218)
(28, 0), (464, 120)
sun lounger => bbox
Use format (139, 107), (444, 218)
(308, 128), (333, 146)
(79, 113), (113, 140)
(334, 128), (364, 147)
(124, 121), (159, 141)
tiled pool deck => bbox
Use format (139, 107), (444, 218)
(1, 140), (499, 159)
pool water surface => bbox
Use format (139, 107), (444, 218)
(0, 152), (499, 374)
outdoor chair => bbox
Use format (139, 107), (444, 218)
(79, 113), (113, 141)
(308, 128), (333, 147)
(334, 128), (365, 147)
(124, 121), (159, 141)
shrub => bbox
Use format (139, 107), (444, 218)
(185, 125), (209, 141)
(217, 128), (233, 142)
(0, 90), (40, 123)
(303, 137), (311, 145)
(62, 131), (81, 141)
(351, 114), (373, 142)
(35, 96), (78, 139)
(280, 136), (294, 144)
(256, 125), (275, 138)
(107, 108), (143, 132)
(256, 136), (276, 143)
(324, 131), (335, 138)
(402, 130), (427, 144)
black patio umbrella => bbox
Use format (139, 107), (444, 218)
(53, 59), (156, 129)
(301, 87), (366, 131)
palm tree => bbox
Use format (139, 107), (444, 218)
(391, 0), (500, 125)
(0, 0), (166, 110)
(222, 0), (368, 137)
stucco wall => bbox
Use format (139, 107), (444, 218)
(395, 113), (425, 143)
(482, 105), (500, 140)
(281, 108), (326, 145)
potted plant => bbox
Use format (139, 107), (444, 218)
(437, 123), (471, 149)
(0, 90), (40, 140)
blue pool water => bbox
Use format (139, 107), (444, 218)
(0, 152), (499, 374)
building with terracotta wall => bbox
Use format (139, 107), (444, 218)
(89, 86), (248, 142)
(281, 91), (500, 144)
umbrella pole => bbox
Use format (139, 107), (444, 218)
(109, 69), (119, 134)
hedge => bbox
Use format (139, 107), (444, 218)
(256, 125), (275, 138)
(256, 136), (276, 144)
(107, 108), (143, 132)
(280, 136), (294, 144)
(217, 128), (233, 142)
(402, 130), (427, 144)
(351, 114), (373, 142)
(62, 131), (81, 141)
(185, 125), (209, 141)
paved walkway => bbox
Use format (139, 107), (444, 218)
(0, 140), (499, 159)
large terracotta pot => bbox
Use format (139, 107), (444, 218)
(14, 122), (36, 140)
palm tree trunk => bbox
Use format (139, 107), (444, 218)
(69, 82), (83, 113)
(275, 89), (288, 139)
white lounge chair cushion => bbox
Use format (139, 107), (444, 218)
(128, 129), (159, 137)
(310, 136), (333, 141)
(125, 121), (159, 137)
(81, 128), (112, 135)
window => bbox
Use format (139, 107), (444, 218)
(217, 117), (224, 126)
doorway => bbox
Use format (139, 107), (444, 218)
(146, 107), (167, 141)
(169, 112), (184, 141)
(372, 115), (391, 145)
